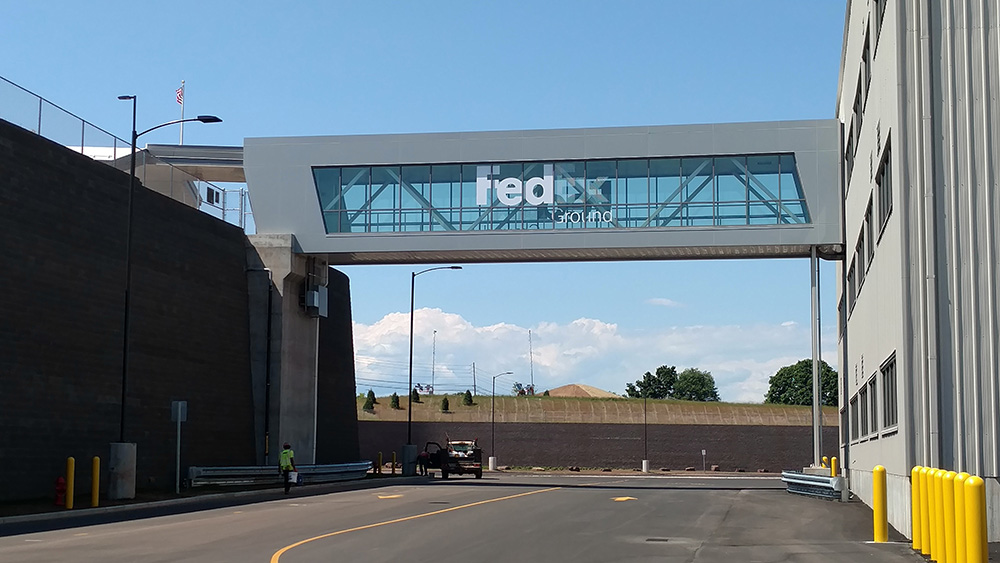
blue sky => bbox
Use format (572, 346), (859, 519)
(1, 1), (847, 401)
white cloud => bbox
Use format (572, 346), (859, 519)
(646, 297), (682, 308)
(352, 307), (839, 402)
(781, 321), (797, 328)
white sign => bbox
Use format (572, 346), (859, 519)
(476, 164), (554, 206)
(701, 449), (706, 456)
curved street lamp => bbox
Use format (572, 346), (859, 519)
(406, 265), (462, 445)
(115, 95), (222, 443)
(491, 371), (513, 464)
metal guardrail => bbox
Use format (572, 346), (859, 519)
(781, 471), (846, 501)
(187, 462), (373, 487)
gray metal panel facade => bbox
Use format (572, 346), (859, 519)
(839, 0), (1000, 540)
(244, 120), (842, 264)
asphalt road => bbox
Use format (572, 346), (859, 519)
(0, 474), (924, 563)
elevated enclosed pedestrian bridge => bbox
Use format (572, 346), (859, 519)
(157, 120), (844, 264)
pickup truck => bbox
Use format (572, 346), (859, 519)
(423, 440), (483, 479)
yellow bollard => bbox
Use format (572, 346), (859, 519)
(377, 452), (383, 475)
(91, 457), (100, 508)
(873, 465), (888, 542)
(930, 468), (939, 560)
(965, 476), (987, 563)
(935, 469), (946, 562)
(65, 457), (75, 510)
(942, 471), (956, 563)
(831, 456), (838, 477)
(821, 456), (829, 468)
(920, 467), (932, 556)
(911, 466), (922, 552)
(954, 472), (968, 563)
(391, 451), (396, 476)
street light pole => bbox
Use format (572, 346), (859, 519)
(406, 265), (462, 445)
(115, 95), (222, 443)
(491, 371), (513, 469)
(109, 95), (221, 500)
(642, 392), (649, 473)
(117, 95), (136, 444)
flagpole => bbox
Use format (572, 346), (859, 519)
(178, 80), (185, 145)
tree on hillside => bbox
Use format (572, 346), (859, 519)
(462, 390), (474, 406)
(366, 389), (378, 405)
(673, 368), (721, 401)
(390, 393), (400, 409)
(410, 388), (421, 404)
(764, 359), (838, 406)
(625, 365), (678, 398)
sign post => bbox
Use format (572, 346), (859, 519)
(171, 401), (188, 494)
(702, 449), (707, 472)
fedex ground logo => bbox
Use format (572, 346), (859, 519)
(476, 164), (553, 206)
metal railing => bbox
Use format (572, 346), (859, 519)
(187, 462), (373, 487)
(0, 75), (248, 229)
(781, 471), (847, 501)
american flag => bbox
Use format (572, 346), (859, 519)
(176, 85), (184, 105)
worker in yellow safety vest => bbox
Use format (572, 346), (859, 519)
(279, 443), (296, 494)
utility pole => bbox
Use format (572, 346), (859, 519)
(528, 330), (534, 389)
(431, 330), (437, 395)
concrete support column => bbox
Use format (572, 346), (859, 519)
(247, 234), (327, 465)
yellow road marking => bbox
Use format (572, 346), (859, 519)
(612, 496), (637, 502)
(270, 487), (561, 562)
(376, 494), (402, 499)
(233, 510), (243, 514)
(73, 533), (88, 536)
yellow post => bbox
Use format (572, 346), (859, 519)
(822, 456), (829, 468)
(377, 452), (383, 475)
(920, 467), (932, 556)
(935, 469), (946, 562)
(873, 465), (888, 542)
(965, 476), (987, 563)
(942, 471), (956, 563)
(65, 457), (75, 510)
(831, 456), (838, 477)
(91, 457), (100, 508)
(953, 472), (968, 563)
(911, 466), (922, 552)
(391, 451), (396, 476)
(929, 468), (939, 560)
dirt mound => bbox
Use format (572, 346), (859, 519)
(547, 384), (619, 398)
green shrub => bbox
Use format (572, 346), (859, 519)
(362, 395), (375, 411)
(462, 390), (474, 406)
(410, 389), (421, 403)
(390, 393), (400, 409)
(441, 397), (450, 412)
(367, 389), (379, 405)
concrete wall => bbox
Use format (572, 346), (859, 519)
(359, 422), (839, 473)
(0, 119), (256, 500)
(316, 268), (361, 463)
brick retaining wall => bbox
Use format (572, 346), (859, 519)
(360, 421), (839, 473)
(0, 119), (255, 500)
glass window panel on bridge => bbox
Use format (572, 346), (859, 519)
(430, 164), (461, 232)
(554, 162), (585, 229)
(619, 159), (649, 228)
(584, 160), (616, 228)
(371, 166), (400, 232)
(401, 165), (431, 232)
(310, 152), (809, 234)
